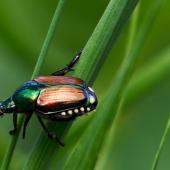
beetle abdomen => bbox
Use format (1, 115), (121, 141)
(36, 85), (86, 112)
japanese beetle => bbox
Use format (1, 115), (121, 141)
(0, 51), (97, 145)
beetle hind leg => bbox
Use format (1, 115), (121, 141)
(37, 116), (64, 146)
(51, 50), (82, 76)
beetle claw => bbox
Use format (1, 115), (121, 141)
(48, 132), (65, 146)
(9, 129), (17, 135)
(58, 140), (65, 147)
(48, 132), (56, 139)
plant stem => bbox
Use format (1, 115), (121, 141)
(1, 0), (67, 169)
(1, 117), (25, 170)
(151, 117), (170, 170)
(125, 3), (140, 56)
(92, 4), (140, 170)
(62, 1), (140, 169)
(31, 0), (66, 78)
(94, 0), (164, 168)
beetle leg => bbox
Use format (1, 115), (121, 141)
(37, 116), (64, 146)
(9, 113), (17, 135)
(22, 113), (33, 139)
(51, 50), (82, 76)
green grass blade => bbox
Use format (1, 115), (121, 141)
(62, 1), (140, 170)
(94, 0), (165, 169)
(63, 0), (164, 168)
(31, 0), (67, 78)
(1, 117), (24, 170)
(0, 0), (67, 169)
(23, 0), (138, 169)
(124, 3), (140, 56)
(73, 0), (137, 83)
(151, 117), (170, 170)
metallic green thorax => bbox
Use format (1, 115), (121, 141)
(12, 80), (44, 112)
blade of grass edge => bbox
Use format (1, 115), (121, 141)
(94, 0), (165, 169)
(62, 1), (166, 169)
(23, 0), (139, 169)
(151, 117), (170, 170)
(94, 3), (140, 169)
(62, 1), (140, 170)
(124, 3), (140, 57)
(0, 0), (67, 169)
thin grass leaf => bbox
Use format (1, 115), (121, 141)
(73, 0), (138, 84)
(61, 1), (140, 170)
(23, 0), (138, 169)
(151, 117), (170, 170)
(124, 3), (140, 56)
(94, 0), (165, 169)
(31, 0), (67, 78)
(0, 0), (67, 169)
(63, 0), (165, 168)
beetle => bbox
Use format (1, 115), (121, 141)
(0, 51), (97, 145)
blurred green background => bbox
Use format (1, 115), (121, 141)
(0, 0), (170, 169)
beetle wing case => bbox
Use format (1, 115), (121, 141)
(34, 76), (84, 86)
(34, 76), (89, 120)
(36, 85), (86, 112)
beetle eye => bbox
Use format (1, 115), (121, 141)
(0, 105), (4, 116)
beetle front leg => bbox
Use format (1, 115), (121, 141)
(22, 113), (33, 139)
(51, 50), (82, 76)
(37, 116), (64, 146)
(9, 113), (18, 135)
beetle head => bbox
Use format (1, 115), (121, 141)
(0, 104), (5, 116)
